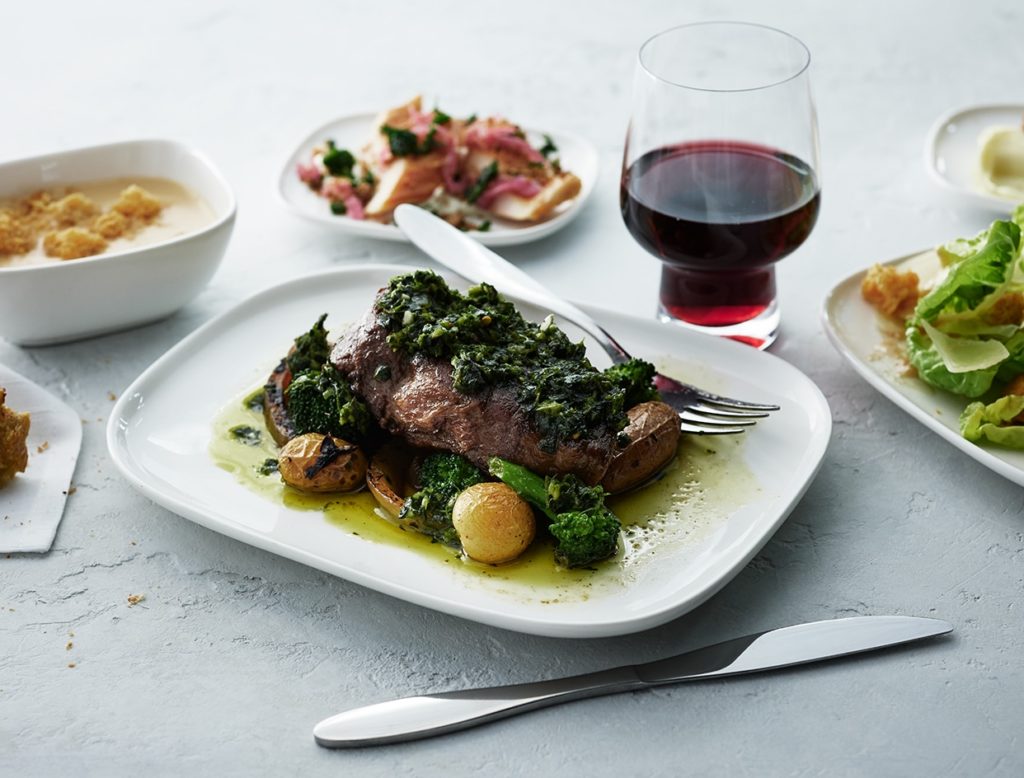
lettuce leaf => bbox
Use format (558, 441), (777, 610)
(915, 219), (1021, 321)
(960, 395), (1024, 448)
(906, 326), (999, 398)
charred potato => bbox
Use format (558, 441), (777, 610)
(263, 359), (295, 446)
(601, 401), (681, 494)
(366, 443), (416, 517)
(279, 433), (366, 493)
(452, 482), (535, 565)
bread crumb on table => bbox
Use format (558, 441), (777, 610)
(127, 594), (145, 606)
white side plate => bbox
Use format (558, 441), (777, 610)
(108, 265), (831, 637)
(822, 251), (1024, 487)
(925, 103), (1024, 210)
(0, 365), (82, 552)
(278, 114), (599, 246)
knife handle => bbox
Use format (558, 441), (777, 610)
(313, 666), (643, 748)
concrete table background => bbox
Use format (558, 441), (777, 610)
(2, 1), (1021, 774)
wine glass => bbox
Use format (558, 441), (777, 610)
(620, 22), (821, 349)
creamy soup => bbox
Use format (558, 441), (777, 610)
(0, 177), (215, 268)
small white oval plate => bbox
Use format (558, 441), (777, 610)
(278, 114), (599, 246)
(822, 250), (1024, 487)
(925, 103), (1024, 210)
(108, 265), (830, 638)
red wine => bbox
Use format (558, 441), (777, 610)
(620, 141), (819, 328)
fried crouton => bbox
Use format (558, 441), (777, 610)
(43, 228), (108, 260)
(112, 185), (162, 222)
(861, 264), (920, 320)
(92, 210), (130, 240)
(0, 212), (36, 255)
(0, 388), (30, 488)
(985, 292), (1024, 326)
(51, 193), (99, 228)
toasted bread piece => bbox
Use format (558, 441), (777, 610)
(485, 172), (582, 222)
(0, 388), (30, 488)
(362, 97), (447, 218)
(364, 154), (446, 217)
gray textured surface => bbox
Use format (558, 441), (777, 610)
(2, 1), (1022, 775)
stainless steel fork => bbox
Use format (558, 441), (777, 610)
(394, 205), (779, 435)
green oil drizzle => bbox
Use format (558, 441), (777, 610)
(209, 383), (758, 595)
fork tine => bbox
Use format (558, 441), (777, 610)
(686, 403), (770, 419)
(679, 421), (749, 435)
(693, 394), (780, 412)
(680, 410), (758, 427)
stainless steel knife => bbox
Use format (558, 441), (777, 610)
(313, 615), (952, 748)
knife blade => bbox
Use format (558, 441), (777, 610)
(313, 615), (952, 748)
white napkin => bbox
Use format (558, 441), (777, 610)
(0, 364), (81, 553)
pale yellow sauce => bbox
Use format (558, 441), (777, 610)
(0, 177), (215, 268)
(976, 125), (1024, 200)
(209, 373), (760, 593)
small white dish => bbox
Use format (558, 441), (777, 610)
(925, 104), (1024, 210)
(823, 250), (1024, 487)
(0, 139), (236, 346)
(278, 113), (599, 246)
(108, 264), (830, 638)
(0, 364), (82, 552)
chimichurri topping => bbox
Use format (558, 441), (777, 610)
(375, 270), (650, 451)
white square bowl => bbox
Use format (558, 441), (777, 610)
(0, 139), (236, 346)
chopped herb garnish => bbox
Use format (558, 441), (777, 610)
(322, 141), (356, 178)
(229, 425), (262, 446)
(539, 134), (558, 158)
(244, 389), (265, 411)
(361, 169), (375, 186)
(256, 458), (279, 476)
(465, 113), (477, 125)
(433, 108), (451, 125)
(373, 365), (392, 381)
(330, 200), (347, 215)
(477, 220), (492, 232)
(376, 270), (631, 451)
(381, 124), (436, 156)
(466, 161), (499, 204)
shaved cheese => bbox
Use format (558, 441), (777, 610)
(921, 320), (1009, 374)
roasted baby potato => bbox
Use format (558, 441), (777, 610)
(366, 443), (416, 517)
(278, 433), (366, 493)
(263, 359), (295, 446)
(601, 401), (681, 494)
(452, 482), (536, 564)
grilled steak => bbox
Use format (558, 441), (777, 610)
(331, 306), (614, 484)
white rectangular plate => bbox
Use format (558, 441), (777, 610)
(278, 113), (598, 246)
(108, 265), (830, 637)
(823, 250), (1024, 487)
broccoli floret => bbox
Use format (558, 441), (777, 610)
(488, 458), (621, 568)
(322, 141), (356, 178)
(548, 509), (620, 568)
(286, 314), (331, 376)
(286, 365), (369, 442)
(603, 358), (658, 409)
(400, 453), (484, 545)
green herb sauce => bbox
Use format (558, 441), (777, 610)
(375, 270), (629, 451)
